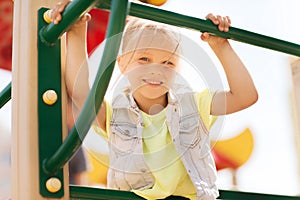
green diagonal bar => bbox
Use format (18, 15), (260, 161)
(43, 0), (129, 174)
(0, 82), (11, 109)
(97, 0), (300, 57)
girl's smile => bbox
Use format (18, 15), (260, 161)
(142, 79), (164, 86)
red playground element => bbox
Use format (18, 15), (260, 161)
(0, 0), (13, 71)
(87, 9), (110, 55)
(0, 4), (109, 71)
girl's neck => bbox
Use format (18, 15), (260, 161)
(133, 92), (168, 115)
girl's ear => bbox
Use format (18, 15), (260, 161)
(117, 55), (127, 74)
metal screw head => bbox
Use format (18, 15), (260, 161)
(42, 90), (58, 105)
(45, 177), (61, 193)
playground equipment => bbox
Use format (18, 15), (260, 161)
(138, 0), (167, 6)
(2, 0), (300, 199)
(212, 128), (254, 171)
(211, 128), (254, 188)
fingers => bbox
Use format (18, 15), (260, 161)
(205, 13), (231, 32)
(50, 0), (91, 25)
(205, 13), (219, 25)
(222, 16), (231, 32)
(200, 32), (210, 42)
(51, 0), (72, 24)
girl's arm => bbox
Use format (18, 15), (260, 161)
(51, 1), (107, 131)
(202, 14), (258, 115)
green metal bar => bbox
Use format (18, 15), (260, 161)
(39, 0), (99, 46)
(70, 186), (143, 200)
(219, 190), (300, 200)
(69, 186), (300, 200)
(0, 82), (11, 109)
(69, 186), (191, 200)
(97, 0), (300, 57)
(43, 0), (129, 174)
(38, 8), (64, 197)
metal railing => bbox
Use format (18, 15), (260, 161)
(98, 0), (300, 56)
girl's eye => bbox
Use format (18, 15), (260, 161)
(162, 60), (175, 66)
(138, 57), (150, 63)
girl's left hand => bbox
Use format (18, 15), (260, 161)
(201, 13), (231, 45)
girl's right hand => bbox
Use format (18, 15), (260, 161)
(50, 0), (91, 28)
(51, 0), (72, 24)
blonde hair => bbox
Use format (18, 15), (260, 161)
(121, 17), (182, 56)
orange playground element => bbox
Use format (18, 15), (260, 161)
(211, 128), (254, 170)
(138, 0), (167, 6)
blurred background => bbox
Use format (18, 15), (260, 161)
(1, 0), (300, 199)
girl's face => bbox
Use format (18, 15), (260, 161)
(118, 48), (179, 99)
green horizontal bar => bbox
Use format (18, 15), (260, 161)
(70, 186), (143, 200)
(70, 186), (300, 200)
(43, 0), (129, 174)
(0, 82), (11, 109)
(97, 0), (300, 57)
(39, 0), (99, 46)
(70, 186), (191, 200)
(219, 190), (300, 200)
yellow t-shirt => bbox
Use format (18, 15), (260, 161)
(95, 89), (216, 200)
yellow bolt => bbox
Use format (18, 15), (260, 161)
(42, 90), (58, 105)
(45, 177), (62, 193)
(43, 9), (52, 24)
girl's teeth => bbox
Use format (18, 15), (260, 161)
(148, 80), (160, 84)
(142, 79), (163, 85)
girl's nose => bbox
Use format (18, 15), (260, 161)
(151, 70), (162, 75)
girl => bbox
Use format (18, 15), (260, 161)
(51, 1), (258, 199)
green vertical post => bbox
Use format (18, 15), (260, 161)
(38, 8), (64, 198)
(43, 0), (129, 174)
